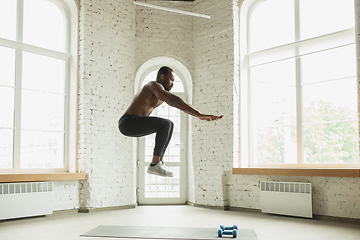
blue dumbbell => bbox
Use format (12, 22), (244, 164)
(220, 225), (238, 231)
(218, 228), (237, 238)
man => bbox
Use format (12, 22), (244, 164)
(119, 66), (223, 177)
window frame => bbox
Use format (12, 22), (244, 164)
(239, 0), (360, 169)
(0, 0), (78, 174)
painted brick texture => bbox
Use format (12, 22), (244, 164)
(53, 181), (80, 211)
(135, 0), (194, 71)
(77, 0), (136, 209)
(192, 0), (236, 207)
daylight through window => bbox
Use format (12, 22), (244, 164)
(245, 0), (359, 167)
(0, 0), (69, 172)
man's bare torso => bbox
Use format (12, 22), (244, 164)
(124, 82), (163, 116)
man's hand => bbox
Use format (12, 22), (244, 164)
(199, 114), (224, 121)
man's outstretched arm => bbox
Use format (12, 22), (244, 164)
(150, 82), (223, 121)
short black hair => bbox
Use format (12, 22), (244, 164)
(156, 66), (173, 81)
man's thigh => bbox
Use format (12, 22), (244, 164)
(123, 115), (169, 137)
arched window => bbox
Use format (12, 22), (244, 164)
(0, 0), (78, 172)
(240, 0), (359, 168)
(134, 57), (191, 204)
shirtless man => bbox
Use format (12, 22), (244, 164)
(118, 66), (223, 177)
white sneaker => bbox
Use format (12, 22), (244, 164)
(147, 161), (173, 177)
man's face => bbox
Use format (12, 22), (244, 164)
(162, 72), (174, 92)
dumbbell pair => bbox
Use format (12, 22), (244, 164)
(218, 225), (238, 238)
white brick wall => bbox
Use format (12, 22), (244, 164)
(135, 0), (194, 71)
(192, 0), (235, 207)
(77, 0), (136, 209)
(53, 181), (80, 211)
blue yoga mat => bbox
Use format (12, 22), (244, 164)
(81, 225), (258, 240)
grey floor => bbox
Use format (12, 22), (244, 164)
(0, 205), (359, 240)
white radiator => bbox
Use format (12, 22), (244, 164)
(260, 181), (312, 218)
(0, 182), (54, 220)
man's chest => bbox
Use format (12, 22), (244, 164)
(148, 95), (163, 109)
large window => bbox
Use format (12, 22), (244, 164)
(0, 0), (76, 173)
(242, 0), (359, 168)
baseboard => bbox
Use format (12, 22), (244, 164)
(53, 209), (79, 215)
(186, 201), (228, 210)
(227, 206), (262, 213)
(187, 202), (360, 223)
(78, 204), (136, 213)
(0, 215), (46, 223)
(313, 214), (360, 224)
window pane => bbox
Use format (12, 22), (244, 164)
(251, 59), (297, 127)
(169, 106), (180, 116)
(0, 129), (14, 169)
(21, 90), (65, 131)
(301, 45), (356, 85)
(303, 73), (359, 164)
(251, 87), (297, 164)
(304, 121), (359, 164)
(0, 46), (16, 87)
(22, 52), (65, 94)
(250, 0), (295, 52)
(20, 130), (64, 168)
(0, 0), (17, 41)
(144, 167), (180, 198)
(142, 71), (157, 87)
(251, 59), (296, 90)
(157, 104), (168, 117)
(251, 59), (297, 164)
(0, 87), (15, 128)
(253, 126), (297, 164)
(23, 0), (66, 52)
(299, 0), (355, 40)
(172, 77), (184, 92)
(251, 88), (296, 127)
(145, 146), (154, 156)
(302, 79), (358, 124)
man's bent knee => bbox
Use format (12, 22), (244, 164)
(161, 119), (173, 130)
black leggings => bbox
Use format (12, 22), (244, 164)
(118, 114), (174, 156)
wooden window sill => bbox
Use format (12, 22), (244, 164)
(0, 173), (86, 183)
(232, 168), (360, 178)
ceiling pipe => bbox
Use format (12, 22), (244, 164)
(133, 1), (210, 19)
